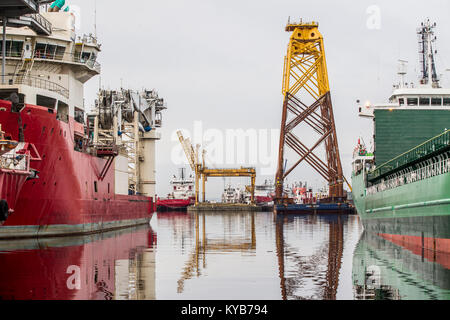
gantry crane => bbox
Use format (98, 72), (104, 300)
(177, 131), (256, 206)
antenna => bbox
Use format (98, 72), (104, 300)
(397, 59), (408, 88)
(94, 0), (97, 38)
(417, 19), (439, 87)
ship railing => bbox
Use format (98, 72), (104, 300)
(1, 48), (101, 73)
(369, 129), (450, 182)
(75, 34), (99, 46)
(26, 13), (52, 35)
(32, 51), (101, 73)
(8, 74), (70, 99)
(367, 153), (450, 196)
(0, 50), (23, 58)
(71, 54), (101, 73)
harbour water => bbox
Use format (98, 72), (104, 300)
(0, 211), (448, 300)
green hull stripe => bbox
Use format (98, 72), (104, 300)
(366, 198), (450, 214)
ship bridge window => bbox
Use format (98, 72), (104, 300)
(0, 40), (24, 58)
(55, 46), (66, 60)
(407, 98), (418, 106)
(45, 45), (57, 59)
(57, 101), (69, 123)
(443, 98), (450, 106)
(37, 95), (56, 109)
(34, 43), (64, 60)
(34, 43), (46, 58)
(431, 97), (442, 106)
(80, 52), (91, 63)
(399, 98), (405, 106)
(419, 97), (430, 106)
(35, 43), (55, 59)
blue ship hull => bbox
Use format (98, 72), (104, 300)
(275, 202), (354, 214)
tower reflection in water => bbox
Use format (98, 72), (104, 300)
(158, 211), (355, 300)
(0, 225), (156, 300)
(275, 214), (346, 300)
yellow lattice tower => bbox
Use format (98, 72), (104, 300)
(282, 21), (329, 98)
(275, 20), (344, 201)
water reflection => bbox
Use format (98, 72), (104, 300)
(275, 214), (347, 300)
(156, 211), (360, 300)
(162, 212), (256, 294)
(353, 231), (450, 300)
(4, 211), (448, 300)
(0, 225), (156, 300)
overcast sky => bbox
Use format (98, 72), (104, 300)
(73, 0), (450, 199)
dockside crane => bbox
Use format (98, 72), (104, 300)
(177, 131), (201, 204)
(177, 131), (256, 206)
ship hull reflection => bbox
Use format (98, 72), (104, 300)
(352, 231), (450, 300)
(0, 225), (156, 300)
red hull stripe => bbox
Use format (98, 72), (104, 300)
(378, 233), (450, 269)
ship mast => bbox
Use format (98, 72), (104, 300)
(418, 19), (439, 87)
(397, 60), (408, 89)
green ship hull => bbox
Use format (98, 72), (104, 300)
(352, 128), (450, 253)
(352, 154), (450, 253)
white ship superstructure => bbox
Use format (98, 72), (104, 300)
(222, 185), (241, 204)
(168, 168), (194, 200)
(1, 10), (100, 122)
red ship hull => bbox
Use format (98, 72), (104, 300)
(0, 169), (29, 213)
(0, 100), (154, 238)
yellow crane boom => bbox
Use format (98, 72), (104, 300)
(176, 131), (257, 205)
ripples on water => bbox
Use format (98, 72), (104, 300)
(0, 211), (448, 300)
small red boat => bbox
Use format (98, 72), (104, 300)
(156, 198), (193, 211)
(157, 168), (194, 212)
(253, 180), (275, 205)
